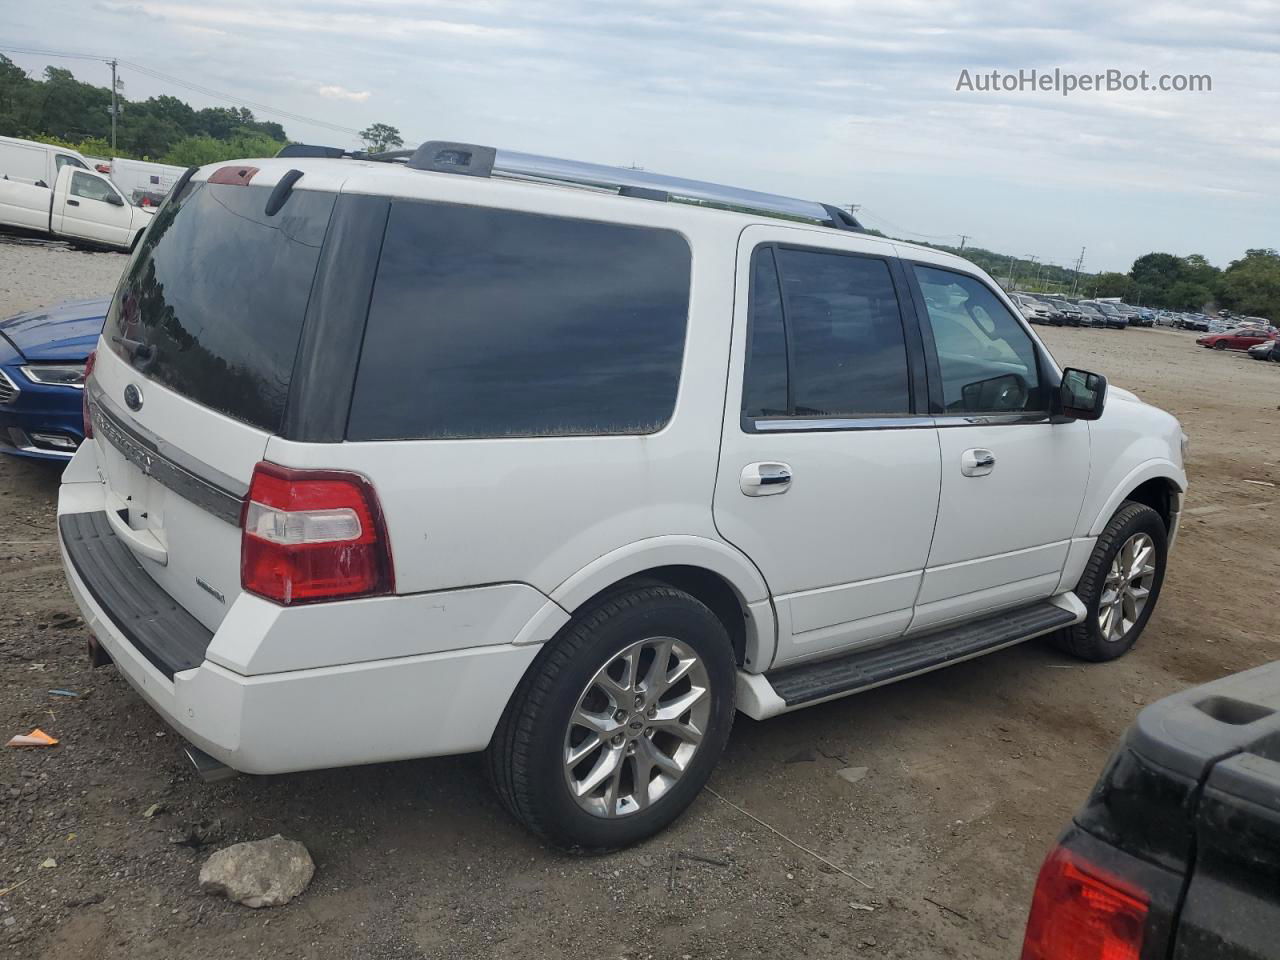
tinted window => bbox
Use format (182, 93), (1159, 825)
(913, 265), (1043, 414)
(105, 182), (336, 431)
(742, 246), (911, 419)
(70, 172), (117, 203)
(742, 248), (788, 418)
(348, 202), (691, 440)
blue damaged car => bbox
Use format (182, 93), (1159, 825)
(0, 296), (109, 460)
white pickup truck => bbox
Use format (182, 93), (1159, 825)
(0, 158), (154, 251)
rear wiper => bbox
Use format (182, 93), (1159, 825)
(110, 335), (155, 362)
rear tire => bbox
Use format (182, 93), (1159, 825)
(486, 584), (736, 851)
(1053, 502), (1168, 662)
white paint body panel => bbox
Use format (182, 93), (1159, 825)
(0, 164), (151, 248)
(713, 224), (942, 668)
(54, 154), (1188, 773)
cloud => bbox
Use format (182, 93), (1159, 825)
(317, 85), (371, 103)
(16, 0), (1280, 270)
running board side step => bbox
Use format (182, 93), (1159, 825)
(742, 596), (1084, 717)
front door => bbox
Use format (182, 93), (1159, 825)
(713, 227), (941, 668)
(59, 171), (131, 246)
(905, 261), (1089, 631)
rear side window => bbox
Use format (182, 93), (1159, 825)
(105, 182), (336, 432)
(742, 245), (913, 421)
(347, 202), (691, 440)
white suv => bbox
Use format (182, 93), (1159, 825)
(58, 141), (1187, 849)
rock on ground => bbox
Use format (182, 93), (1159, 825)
(198, 835), (315, 908)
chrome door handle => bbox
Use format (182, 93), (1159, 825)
(961, 448), (996, 477)
(741, 461), (792, 496)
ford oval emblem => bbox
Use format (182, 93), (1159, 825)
(123, 384), (143, 412)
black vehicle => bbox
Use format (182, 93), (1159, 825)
(1047, 298), (1084, 327)
(1022, 662), (1280, 960)
(1030, 294), (1068, 326)
(1248, 340), (1278, 361)
(1074, 303), (1108, 328)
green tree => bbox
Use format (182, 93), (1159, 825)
(1090, 272), (1131, 298)
(359, 122), (403, 153)
(161, 132), (284, 166)
(1220, 249), (1280, 320)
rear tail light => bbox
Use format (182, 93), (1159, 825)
(81, 350), (97, 439)
(240, 462), (394, 605)
(1021, 846), (1148, 960)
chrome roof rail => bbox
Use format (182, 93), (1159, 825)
(407, 140), (862, 230)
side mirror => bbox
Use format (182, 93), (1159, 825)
(1056, 368), (1107, 421)
(106, 193), (124, 206)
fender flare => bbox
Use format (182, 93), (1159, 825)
(1086, 458), (1186, 537)
(546, 535), (776, 665)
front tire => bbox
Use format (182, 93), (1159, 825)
(1053, 502), (1168, 662)
(1214, 340), (1227, 350)
(487, 584), (736, 851)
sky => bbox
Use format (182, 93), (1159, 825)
(6, 0), (1279, 272)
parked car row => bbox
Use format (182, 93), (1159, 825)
(1009, 293), (1151, 329)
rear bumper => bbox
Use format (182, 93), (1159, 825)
(57, 470), (544, 774)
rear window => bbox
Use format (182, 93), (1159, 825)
(347, 201), (691, 440)
(105, 180), (336, 431)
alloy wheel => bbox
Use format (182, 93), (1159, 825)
(563, 636), (711, 818)
(1098, 532), (1157, 643)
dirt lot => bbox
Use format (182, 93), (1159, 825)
(1, 247), (1278, 959)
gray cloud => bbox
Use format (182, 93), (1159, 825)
(10, 0), (1279, 270)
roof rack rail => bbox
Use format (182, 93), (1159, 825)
(406, 140), (863, 230)
(275, 140), (863, 231)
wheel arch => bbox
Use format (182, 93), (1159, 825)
(1087, 461), (1185, 537)
(547, 536), (776, 670)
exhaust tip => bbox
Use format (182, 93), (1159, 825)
(183, 743), (238, 783)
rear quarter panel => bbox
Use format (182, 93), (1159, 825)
(265, 173), (745, 606)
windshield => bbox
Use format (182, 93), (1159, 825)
(104, 179), (336, 432)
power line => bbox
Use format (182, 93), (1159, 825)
(0, 45), (363, 139)
(856, 206), (967, 244)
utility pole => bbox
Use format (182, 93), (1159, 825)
(1005, 254), (1017, 288)
(1070, 246), (1086, 296)
(958, 234), (969, 251)
(108, 58), (119, 152)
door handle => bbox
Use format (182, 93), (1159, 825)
(961, 448), (996, 477)
(741, 461), (792, 496)
(66, 198), (80, 207)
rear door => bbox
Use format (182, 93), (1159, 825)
(713, 227), (941, 667)
(904, 261), (1088, 630)
(89, 171), (339, 630)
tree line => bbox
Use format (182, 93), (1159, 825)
(0, 56), (287, 164)
(1088, 251), (1279, 319)
(0, 56), (405, 167)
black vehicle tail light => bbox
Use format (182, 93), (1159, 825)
(1021, 845), (1148, 960)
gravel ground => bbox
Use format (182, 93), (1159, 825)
(1, 241), (1278, 959)
(0, 237), (126, 315)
